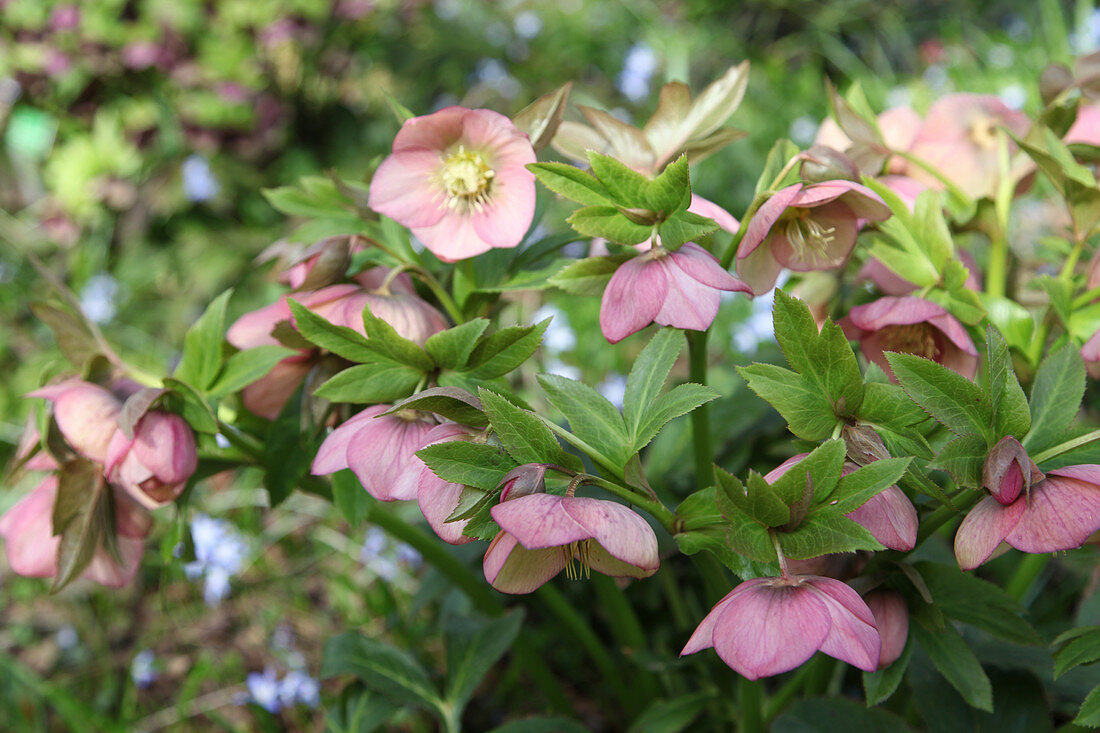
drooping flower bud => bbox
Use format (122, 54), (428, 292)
(27, 380), (123, 463)
(841, 422), (891, 466)
(105, 412), (198, 509)
(798, 146), (860, 183)
(863, 589), (909, 669)
(498, 464), (549, 501)
(983, 436), (1044, 506)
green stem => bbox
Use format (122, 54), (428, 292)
(687, 330), (713, 488)
(1059, 237), (1086, 281)
(914, 491), (981, 547)
(537, 416), (626, 481)
(1033, 428), (1100, 464)
(1005, 553), (1050, 601)
(411, 267), (464, 324)
(536, 583), (634, 711)
(738, 676), (765, 733)
(986, 228), (1008, 299)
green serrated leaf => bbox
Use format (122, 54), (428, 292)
(359, 304), (435, 372)
(161, 377), (219, 433)
(886, 352), (993, 441)
(528, 161), (614, 206)
(716, 466), (789, 527)
(769, 439), (846, 506)
(567, 206), (653, 245)
(623, 328), (683, 440)
(737, 364), (838, 441)
(831, 457), (911, 514)
(466, 320), (549, 379)
(537, 374), (632, 465)
(1024, 343), (1086, 453)
(175, 290), (232, 391)
(1053, 626), (1100, 677)
(1075, 684), (1100, 727)
(416, 441), (515, 491)
(548, 255), (632, 297)
(635, 383), (719, 453)
(656, 211), (719, 250)
(863, 638), (913, 706)
(779, 509), (885, 559)
(911, 619), (993, 712)
(985, 326), (1030, 440)
(647, 154), (692, 215)
(927, 434), (988, 488)
(287, 299), (376, 363)
(588, 151), (653, 208)
(425, 319), (489, 370)
(314, 363), (423, 404)
(208, 345), (298, 398)
(389, 387), (488, 428)
(480, 389), (573, 467)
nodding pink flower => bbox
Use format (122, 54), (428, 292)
(28, 380), (123, 463)
(105, 412), (198, 510)
(600, 196), (749, 343)
(0, 476), (151, 588)
(764, 455), (918, 552)
(367, 106), (537, 262)
(906, 93), (1031, 201)
(864, 589), (908, 669)
(681, 575), (880, 679)
(840, 296), (979, 381)
(483, 493), (659, 594)
(1082, 330), (1100, 380)
(983, 436), (1044, 506)
(1066, 105), (1100, 147)
(413, 423), (481, 545)
(737, 181), (890, 296)
(955, 464), (1100, 570)
(311, 405), (437, 501)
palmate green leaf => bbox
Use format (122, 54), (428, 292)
(716, 466), (789, 527)
(416, 441), (515, 491)
(287, 298), (376, 363)
(656, 211), (719, 250)
(443, 610), (525, 711)
(478, 389), (578, 469)
(724, 511), (778, 563)
(1024, 343), (1086, 454)
(623, 328), (683, 441)
(647, 154), (692, 214)
(1076, 684), (1100, 727)
(911, 620), (993, 713)
(208, 345), (298, 398)
(768, 439), (846, 506)
(567, 206), (653, 245)
(885, 352), (993, 441)
(675, 487), (724, 530)
(425, 319), (489, 370)
(587, 151), (653, 208)
(314, 363), (423, 404)
(857, 381), (931, 434)
(927, 434), (988, 488)
(527, 161), (614, 205)
(321, 632), (443, 713)
(174, 289), (231, 391)
(1053, 625), (1100, 677)
(778, 509), (884, 559)
(465, 319), (549, 379)
(773, 290), (864, 415)
(985, 326), (1030, 440)
(537, 374), (632, 465)
(915, 562), (1041, 646)
(548, 255), (632, 297)
(737, 364), (837, 441)
(830, 457), (911, 514)
(634, 383), (719, 452)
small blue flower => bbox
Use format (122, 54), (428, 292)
(182, 155), (219, 203)
(619, 44), (659, 102)
(186, 514), (249, 607)
(131, 649), (158, 689)
(278, 669), (320, 709)
(247, 667), (282, 714)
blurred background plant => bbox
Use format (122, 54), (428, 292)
(1, 0), (1098, 730)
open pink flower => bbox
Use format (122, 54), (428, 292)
(955, 464), (1100, 571)
(0, 475), (151, 588)
(483, 493), (659, 594)
(907, 93), (1030, 200)
(28, 380), (122, 463)
(840, 296), (979, 380)
(737, 181), (890, 296)
(368, 106), (536, 262)
(681, 574), (880, 679)
(105, 412), (198, 510)
(413, 423), (480, 545)
(311, 405), (437, 501)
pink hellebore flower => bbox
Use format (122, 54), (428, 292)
(1082, 330), (1100, 380)
(0, 475), (150, 588)
(955, 460), (1100, 571)
(1065, 104), (1100, 147)
(28, 380), (123, 463)
(413, 423), (480, 545)
(907, 93), (1030, 201)
(737, 181), (890, 296)
(483, 493), (659, 594)
(681, 574), (880, 679)
(840, 296), (979, 381)
(764, 455), (918, 552)
(105, 412), (198, 510)
(311, 405), (437, 501)
(600, 196), (750, 343)
(368, 106), (537, 262)
(864, 589), (909, 669)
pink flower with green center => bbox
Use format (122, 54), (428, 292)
(483, 493), (659, 594)
(954, 462), (1100, 571)
(680, 574), (880, 679)
(737, 181), (890, 296)
(840, 295), (979, 381)
(367, 106), (536, 262)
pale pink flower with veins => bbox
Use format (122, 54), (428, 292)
(105, 412), (198, 510)
(368, 106), (536, 262)
(27, 380), (123, 463)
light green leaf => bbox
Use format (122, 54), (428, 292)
(478, 389), (572, 467)
(1024, 343), (1086, 453)
(656, 211), (719, 250)
(527, 161), (614, 206)
(886, 352), (993, 441)
(537, 374), (632, 465)
(313, 363), (422, 404)
(209, 345), (298, 398)
(548, 255), (632, 297)
(567, 205), (653, 245)
(287, 299), (376, 363)
(634, 383), (719, 452)
(361, 304), (435, 372)
(416, 441), (515, 491)
(737, 364), (838, 441)
(175, 289), (231, 391)
(985, 326), (1030, 440)
(425, 319), (489, 370)
(465, 320), (549, 379)
(623, 328), (683, 440)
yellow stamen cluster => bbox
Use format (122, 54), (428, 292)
(438, 145), (495, 213)
(561, 539), (593, 581)
(881, 323), (940, 360)
(969, 116), (1000, 148)
(784, 216), (837, 264)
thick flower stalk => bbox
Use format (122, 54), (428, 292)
(367, 106), (537, 261)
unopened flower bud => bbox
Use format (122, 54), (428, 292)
(864, 589), (908, 669)
(27, 380), (123, 463)
(498, 464), (549, 501)
(798, 145), (860, 183)
(983, 435), (1043, 505)
(842, 423), (891, 466)
(106, 412), (198, 509)
(1039, 63), (1073, 106)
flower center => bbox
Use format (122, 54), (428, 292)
(784, 215), (836, 264)
(969, 116), (1000, 148)
(561, 539), (593, 580)
(879, 323), (940, 360)
(439, 146), (495, 211)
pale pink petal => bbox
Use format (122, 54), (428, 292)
(354, 267), (415, 294)
(29, 382), (122, 463)
(562, 497), (660, 574)
(491, 493), (591, 549)
(241, 357), (312, 420)
(859, 258), (916, 296)
(1047, 465), (1100, 483)
(391, 106), (467, 152)
(655, 260), (722, 331)
(470, 170), (536, 249)
(1006, 476), (1100, 553)
(804, 577), (880, 672)
(131, 413), (197, 484)
(846, 485), (918, 551)
(954, 495), (1026, 570)
(83, 534), (144, 588)
(844, 296), (948, 331)
(0, 476), (61, 578)
(483, 531), (568, 594)
(417, 468), (473, 545)
(864, 590), (909, 669)
(368, 150), (448, 228)
(1066, 105), (1100, 147)
(712, 581), (831, 680)
(880, 107), (922, 153)
(926, 313), (980, 356)
(599, 257), (669, 343)
(412, 215), (493, 262)
(669, 243), (751, 292)
(681, 581), (765, 656)
(735, 240), (785, 296)
(311, 405), (389, 475)
(770, 205), (858, 271)
(738, 184), (803, 259)
(227, 299), (292, 349)
(347, 414), (435, 501)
